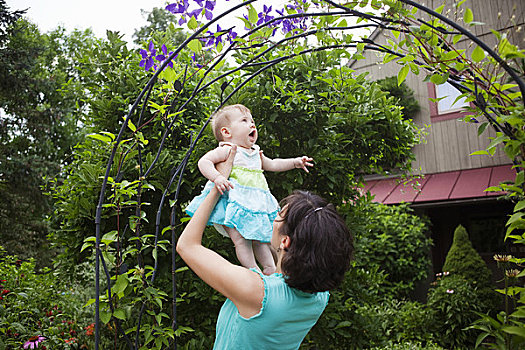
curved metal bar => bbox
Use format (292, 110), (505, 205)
(398, 0), (525, 101)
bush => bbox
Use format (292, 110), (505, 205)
(426, 274), (487, 349)
(0, 246), (96, 349)
(376, 76), (420, 120)
(368, 341), (444, 350)
(353, 203), (432, 299)
(443, 225), (492, 288)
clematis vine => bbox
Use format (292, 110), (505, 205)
(257, 5), (274, 25)
(189, 0), (216, 21)
(155, 44), (175, 69)
(139, 41), (158, 71)
(140, 42), (176, 71)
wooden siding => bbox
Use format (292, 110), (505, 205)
(351, 0), (523, 174)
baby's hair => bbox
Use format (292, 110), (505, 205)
(211, 104), (251, 141)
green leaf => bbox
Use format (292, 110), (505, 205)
(113, 274), (129, 295)
(397, 65), (409, 86)
(471, 46), (485, 62)
(113, 309), (127, 320)
(470, 150), (490, 156)
(80, 242), (93, 253)
(122, 116), (137, 132)
(477, 122), (488, 136)
(187, 16), (199, 30)
(248, 5), (258, 24)
(463, 8), (473, 24)
(502, 326), (525, 338)
(514, 201), (525, 212)
(100, 310), (111, 324)
(87, 133), (112, 144)
(187, 39), (202, 53)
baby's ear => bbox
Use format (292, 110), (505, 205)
(220, 126), (231, 139)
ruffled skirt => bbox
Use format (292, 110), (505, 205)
(185, 167), (279, 243)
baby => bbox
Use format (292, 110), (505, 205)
(185, 104), (313, 275)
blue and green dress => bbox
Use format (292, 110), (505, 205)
(185, 143), (279, 243)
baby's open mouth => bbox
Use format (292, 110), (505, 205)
(249, 130), (256, 137)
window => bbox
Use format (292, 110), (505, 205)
(427, 82), (473, 122)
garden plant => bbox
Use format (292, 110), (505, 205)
(1, 0), (524, 348)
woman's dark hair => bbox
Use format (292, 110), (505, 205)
(278, 191), (354, 293)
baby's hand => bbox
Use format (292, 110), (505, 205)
(213, 174), (234, 194)
(294, 156), (314, 173)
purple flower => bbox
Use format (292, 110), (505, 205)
(155, 44), (175, 69)
(226, 28), (238, 43)
(165, 0), (189, 14)
(257, 5), (274, 25)
(276, 8), (296, 33)
(191, 53), (203, 68)
(139, 41), (157, 71)
(23, 336), (46, 349)
(189, 0), (215, 20)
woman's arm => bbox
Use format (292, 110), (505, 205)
(260, 152), (314, 172)
(198, 146), (234, 194)
(177, 145), (264, 318)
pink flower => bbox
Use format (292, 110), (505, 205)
(446, 289), (454, 294)
(23, 336), (46, 349)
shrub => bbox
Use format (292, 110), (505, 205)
(353, 203), (432, 299)
(375, 76), (420, 120)
(426, 273), (487, 349)
(368, 341), (444, 350)
(0, 246), (96, 349)
(443, 225), (492, 288)
(442, 225), (499, 317)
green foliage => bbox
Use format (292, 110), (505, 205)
(426, 274), (488, 349)
(0, 246), (97, 349)
(353, 203), (432, 299)
(376, 77), (420, 120)
(0, 18), (96, 266)
(133, 7), (187, 46)
(368, 341), (444, 350)
(468, 255), (525, 349)
(443, 225), (493, 288)
(235, 51), (421, 203)
(431, 226), (498, 348)
(303, 266), (434, 349)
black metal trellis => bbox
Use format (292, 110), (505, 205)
(92, 1), (525, 349)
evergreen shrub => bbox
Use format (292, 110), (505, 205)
(427, 225), (499, 349)
(442, 225), (492, 288)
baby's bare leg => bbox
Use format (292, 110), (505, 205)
(224, 226), (258, 270)
(253, 241), (276, 275)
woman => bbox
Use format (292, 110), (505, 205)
(177, 145), (353, 349)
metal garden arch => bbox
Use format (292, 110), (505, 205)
(92, 0), (525, 348)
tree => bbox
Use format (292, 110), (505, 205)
(0, 0), (25, 45)
(0, 15), (97, 265)
(133, 7), (186, 46)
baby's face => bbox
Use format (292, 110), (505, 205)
(227, 110), (257, 149)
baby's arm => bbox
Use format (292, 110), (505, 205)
(198, 146), (234, 194)
(260, 153), (314, 173)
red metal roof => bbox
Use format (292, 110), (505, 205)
(364, 165), (515, 204)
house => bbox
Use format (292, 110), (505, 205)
(351, 0), (524, 275)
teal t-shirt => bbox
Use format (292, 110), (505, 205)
(213, 269), (329, 350)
